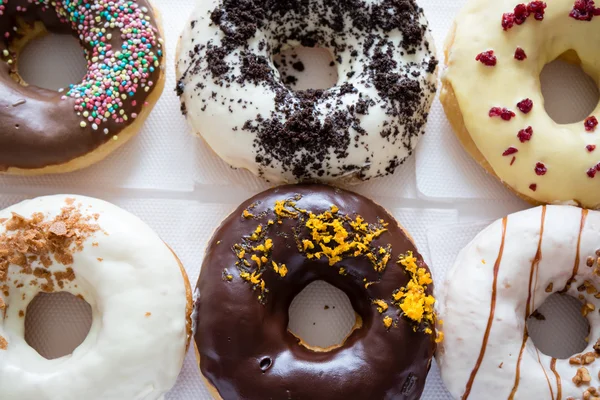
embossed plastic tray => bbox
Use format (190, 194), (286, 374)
(0, 0), (572, 399)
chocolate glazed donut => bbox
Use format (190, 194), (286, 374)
(194, 184), (440, 400)
(0, 0), (165, 174)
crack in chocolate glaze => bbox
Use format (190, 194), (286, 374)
(177, 0), (437, 182)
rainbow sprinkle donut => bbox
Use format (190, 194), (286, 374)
(0, 0), (165, 175)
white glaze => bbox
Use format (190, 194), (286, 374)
(438, 205), (600, 399)
(443, 0), (600, 208)
(0, 196), (188, 400)
(176, 0), (437, 184)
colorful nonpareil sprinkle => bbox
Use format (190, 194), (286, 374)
(2, 0), (163, 131)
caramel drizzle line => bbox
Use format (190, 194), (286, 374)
(508, 206), (547, 400)
(550, 358), (561, 400)
(531, 208), (555, 399)
(535, 348), (555, 400)
(461, 217), (507, 400)
(549, 208), (587, 400)
(559, 209), (589, 293)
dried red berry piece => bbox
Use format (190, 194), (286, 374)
(502, 13), (516, 30)
(503, 147), (519, 156)
(514, 3), (530, 24)
(570, 0), (599, 21)
(476, 50), (497, 66)
(489, 107), (516, 120)
(529, 184), (537, 191)
(528, 1), (547, 20)
(585, 116), (598, 131)
(535, 162), (547, 176)
(514, 47), (527, 60)
(588, 166), (598, 178)
(502, 2), (547, 29)
(587, 144), (597, 152)
(517, 99), (533, 113)
(518, 126), (534, 142)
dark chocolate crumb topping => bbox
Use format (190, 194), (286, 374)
(177, 0), (437, 182)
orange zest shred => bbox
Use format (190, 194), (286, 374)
(392, 251), (439, 337)
(383, 316), (393, 329)
(373, 299), (389, 313)
(272, 261), (288, 277)
(302, 210), (389, 269)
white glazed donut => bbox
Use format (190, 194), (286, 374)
(0, 195), (192, 400)
(442, 0), (600, 208)
(176, 0), (438, 184)
(437, 205), (600, 400)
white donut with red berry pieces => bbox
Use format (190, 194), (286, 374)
(437, 205), (600, 400)
(176, 0), (438, 184)
(442, 0), (600, 208)
(0, 195), (192, 400)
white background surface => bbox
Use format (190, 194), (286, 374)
(0, 0), (593, 398)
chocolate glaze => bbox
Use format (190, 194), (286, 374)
(0, 0), (163, 171)
(194, 184), (436, 400)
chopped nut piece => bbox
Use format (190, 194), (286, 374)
(583, 352), (597, 365)
(583, 303), (596, 317)
(573, 367), (592, 386)
(594, 338), (600, 354)
(546, 283), (554, 293)
(571, 355), (583, 365)
(588, 256), (596, 267)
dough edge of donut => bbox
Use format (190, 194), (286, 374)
(440, 22), (545, 208)
(167, 244), (194, 352)
(192, 186), (432, 399)
(0, 0), (167, 176)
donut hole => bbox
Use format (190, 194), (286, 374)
(287, 280), (360, 351)
(526, 293), (590, 359)
(273, 47), (338, 91)
(540, 51), (600, 125)
(24, 292), (92, 360)
(17, 31), (87, 91)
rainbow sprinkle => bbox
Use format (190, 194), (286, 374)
(2, 0), (163, 132)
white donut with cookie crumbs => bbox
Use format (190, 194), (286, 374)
(176, 0), (438, 184)
(0, 196), (192, 400)
(438, 205), (600, 400)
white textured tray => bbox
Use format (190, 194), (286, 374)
(0, 0), (579, 399)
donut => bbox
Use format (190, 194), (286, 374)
(0, 195), (192, 399)
(440, 0), (600, 208)
(0, 0), (165, 175)
(176, 0), (438, 184)
(437, 205), (600, 399)
(193, 184), (442, 399)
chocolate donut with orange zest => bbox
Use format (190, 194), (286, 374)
(193, 184), (441, 400)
